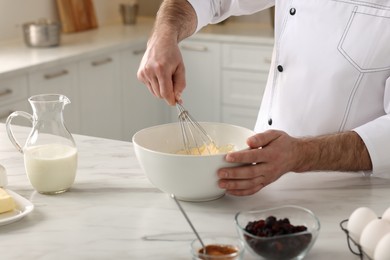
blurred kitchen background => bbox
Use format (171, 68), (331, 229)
(0, 0), (272, 41)
(0, 0), (274, 141)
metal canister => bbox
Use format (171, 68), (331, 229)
(23, 19), (61, 48)
(120, 2), (139, 25)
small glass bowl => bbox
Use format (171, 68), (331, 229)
(190, 236), (245, 260)
(235, 205), (320, 260)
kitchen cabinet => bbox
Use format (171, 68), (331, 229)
(174, 39), (272, 130)
(0, 21), (274, 140)
(28, 63), (81, 133)
(174, 39), (221, 122)
(0, 75), (30, 126)
(1, 47), (170, 142)
(78, 52), (122, 140)
(0, 100), (29, 125)
(221, 42), (272, 129)
(121, 42), (169, 140)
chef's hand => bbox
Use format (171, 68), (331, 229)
(137, 34), (185, 106)
(217, 130), (303, 196)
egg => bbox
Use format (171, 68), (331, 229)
(347, 207), (377, 242)
(374, 233), (390, 260)
(381, 207), (390, 222)
(360, 219), (390, 258)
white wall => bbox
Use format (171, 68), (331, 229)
(0, 0), (59, 40)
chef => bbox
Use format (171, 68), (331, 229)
(137, 0), (390, 196)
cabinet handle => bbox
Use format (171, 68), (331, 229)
(91, 57), (113, 67)
(0, 110), (13, 120)
(0, 89), (12, 97)
(181, 44), (208, 52)
(132, 49), (146, 55)
(44, 70), (69, 80)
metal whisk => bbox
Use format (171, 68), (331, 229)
(176, 103), (215, 155)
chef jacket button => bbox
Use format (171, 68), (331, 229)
(290, 8), (296, 15)
(268, 118), (273, 126)
(277, 65), (284, 72)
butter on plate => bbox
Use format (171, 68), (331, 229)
(0, 188), (15, 214)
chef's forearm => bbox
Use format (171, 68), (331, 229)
(151, 0), (197, 43)
(295, 131), (372, 172)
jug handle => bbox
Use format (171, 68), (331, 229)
(5, 111), (33, 154)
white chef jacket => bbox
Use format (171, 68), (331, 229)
(187, 0), (390, 175)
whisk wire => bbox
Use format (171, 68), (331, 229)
(176, 103), (215, 155)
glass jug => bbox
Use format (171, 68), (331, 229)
(6, 94), (78, 194)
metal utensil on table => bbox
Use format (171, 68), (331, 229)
(171, 194), (206, 254)
(176, 103), (216, 155)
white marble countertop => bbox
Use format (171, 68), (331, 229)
(0, 18), (273, 79)
(0, 123), (388, 259)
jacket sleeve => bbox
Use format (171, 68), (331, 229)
(354, 77), (390, 175)
(186, 0), (275, 32)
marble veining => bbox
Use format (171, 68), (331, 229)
(1, 123), (389, 259)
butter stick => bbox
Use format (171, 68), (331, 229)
(0, 188), (15, 214)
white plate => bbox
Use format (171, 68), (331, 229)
(0, 189), (34, 226)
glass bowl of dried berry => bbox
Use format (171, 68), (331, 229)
(235, 205), (320, 260)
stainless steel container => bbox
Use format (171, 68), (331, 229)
(23, 19), (61, 48)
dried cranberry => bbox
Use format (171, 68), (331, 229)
(244, 216), (312, 259)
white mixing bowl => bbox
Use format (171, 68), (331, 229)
(132, 122), (255, 202)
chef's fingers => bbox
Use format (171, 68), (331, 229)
(141, 64), (176, 103)
(155, 62), (186, 106)
(146, 80), (157, 97)
(151, 58), (186, 106)
(225, 130), (290, 163)
(145, 55), (172, 104)
(137, 61), (161, 98)
(218, 174), (266, 196)
(247, 130), (283, 148)
(218, 164), (265, 180)
(150, 76), (163, 99)
(225, 147), (267, 164)
(172, 62), (186, 104)
(137, 67), (149, 89)
(218, 163), (285, 195)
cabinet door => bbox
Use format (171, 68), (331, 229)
(222, 70), (266, 108)
(0, 75), (29, 126)
(0, 75), (28, 106)
(0, 100), (30, 126)
(174, 40), (221, 122)
(221, 42), (273, 129)
(222, 105), (259, 130)
(222, 43), (273, 71)
(29, 63), (80, 133)
(121, 42), (169, 141)
(78, 52), (122, 140)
